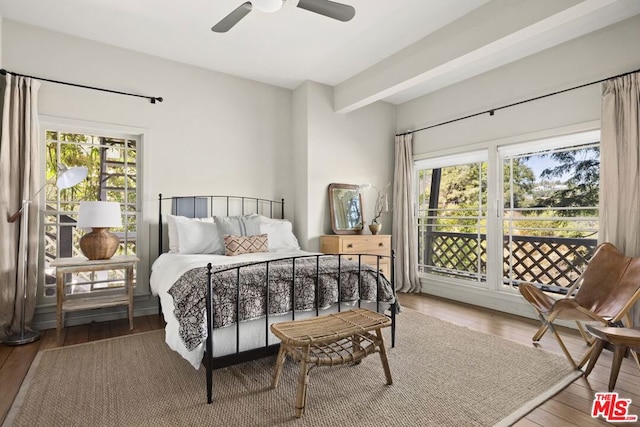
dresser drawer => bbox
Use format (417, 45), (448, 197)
(339, 235), (390, 256)
(320, 235), (391, 278)
(340, 254), (388, 266)
(378, 260), (391, 278)
(337, 255), (390, 278)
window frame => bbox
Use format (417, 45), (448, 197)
(412, 122), (602, 309)
(37, 116), (149, 308)
(414, 149), (489, 287)
(498, 130), (601, 295)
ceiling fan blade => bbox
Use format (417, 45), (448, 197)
(296, 0), (355, 22)
(212, 2), (253, 33)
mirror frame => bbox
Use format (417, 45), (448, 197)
(328, 183), (364, 235)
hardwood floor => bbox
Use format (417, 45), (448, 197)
(1, 294), (638, 426)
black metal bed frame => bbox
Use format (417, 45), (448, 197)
(157, 194), (397, 404)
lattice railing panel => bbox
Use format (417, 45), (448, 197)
(503, 235), (596, 288)
(419, 231), (597, 292)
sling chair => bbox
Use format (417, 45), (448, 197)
(518, 243), (640, 369)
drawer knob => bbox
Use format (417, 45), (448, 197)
(347, 243), (353, 248)
(379, 242), (384, 247)
(347, 257), (353, 261)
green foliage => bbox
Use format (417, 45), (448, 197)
(532, 147), (599, 216)
(418, 145), (598, 240)
(46, 132), (137, 211)
(503, 158), (536, 208)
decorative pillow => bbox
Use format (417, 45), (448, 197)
(174, 216), (223, 254)
(224, 234), (269, 256)
(259, 220), (300, 251)
(214, 214), (261, 239)
(167, 214), (215, 253)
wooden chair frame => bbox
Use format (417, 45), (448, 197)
(519, 243), (640, 369)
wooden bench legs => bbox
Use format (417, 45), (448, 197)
(271, 330), (392, 418)
(294, 347), (311, 418)
(270, 308), (393, 418)
(377, 328), (393, 386)
(272, 344), (287, 389)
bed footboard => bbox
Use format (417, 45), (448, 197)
(203, 252), (397, 404)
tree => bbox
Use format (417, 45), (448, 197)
(532, 147), (599, 217)
(503, 158), (536, 208)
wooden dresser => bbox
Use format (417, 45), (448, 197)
(320, 234), (391, 277)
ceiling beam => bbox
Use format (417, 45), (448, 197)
(333, 0), (640, 114)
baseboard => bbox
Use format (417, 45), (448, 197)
(419, 277), (577, 330)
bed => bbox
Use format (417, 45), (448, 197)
(150, 194), (397, 403)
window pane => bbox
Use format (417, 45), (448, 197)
(416, 160), (487, 282)
(502, 142), (599, 293)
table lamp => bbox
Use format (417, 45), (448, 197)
(5, 163), (88, 345)
(77, 201), (123, 260)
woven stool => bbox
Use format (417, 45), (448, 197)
(270, 308), (393, 417)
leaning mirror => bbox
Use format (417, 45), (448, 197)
(328, 183), (364, 234)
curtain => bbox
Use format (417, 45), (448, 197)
(0, 74), (41, 340)
(392, 133), (420, 293)
(599, 71), (640, 325)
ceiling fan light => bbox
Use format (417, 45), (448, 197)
(252, 0), (283, 13)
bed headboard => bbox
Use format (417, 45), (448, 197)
(157, 194), (285, 256)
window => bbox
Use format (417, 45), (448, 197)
(415, 131), (600, 300)
(414, 130), (600, 297)
(42, 130), (138, 301)
(415, 151), (488, 283)
(500, 131), (600, 294)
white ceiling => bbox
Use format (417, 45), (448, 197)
(0, 0), (639, 109)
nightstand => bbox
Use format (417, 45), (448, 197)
(51, 255), (139, 344)
(319, 234), (391, 277)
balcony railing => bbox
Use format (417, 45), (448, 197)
(419, 231), (597, 293)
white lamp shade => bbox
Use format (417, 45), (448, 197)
(56, 166), (88, 189)
(77, 201), (123, 229)
(252, 0), (283, 13)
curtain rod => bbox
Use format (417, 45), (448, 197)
(0, 69), (163, 104)
(396, 67), (640, 137)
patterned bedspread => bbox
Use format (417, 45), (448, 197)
(167, 256), (395, 351)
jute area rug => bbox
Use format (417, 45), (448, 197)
(5, 309), (580, 427)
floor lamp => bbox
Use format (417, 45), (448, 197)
(5, 164), (88, 345)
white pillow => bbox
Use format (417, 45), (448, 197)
(167, 215), (220, 254)
(166, 214), (186, 253)
(259, 220), (300, 251)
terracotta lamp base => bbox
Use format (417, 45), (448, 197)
(80, 228), (119, 260)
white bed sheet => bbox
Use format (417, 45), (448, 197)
(150, 250), (333, 369)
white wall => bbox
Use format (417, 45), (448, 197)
(2, 19), (398, 328)
(293, 81), (396, 251)
(292, 82), (310, 247)
(395, 14), (640, 319)
(2, 19), (293, 326)
(398, 14), (640, 150)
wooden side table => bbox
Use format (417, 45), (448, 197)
(51, 255), (139, 344)
(583, 324), (640, 391)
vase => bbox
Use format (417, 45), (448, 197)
(369, 222), (382, 235)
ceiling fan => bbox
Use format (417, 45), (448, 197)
(212, 0), (356, 33)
